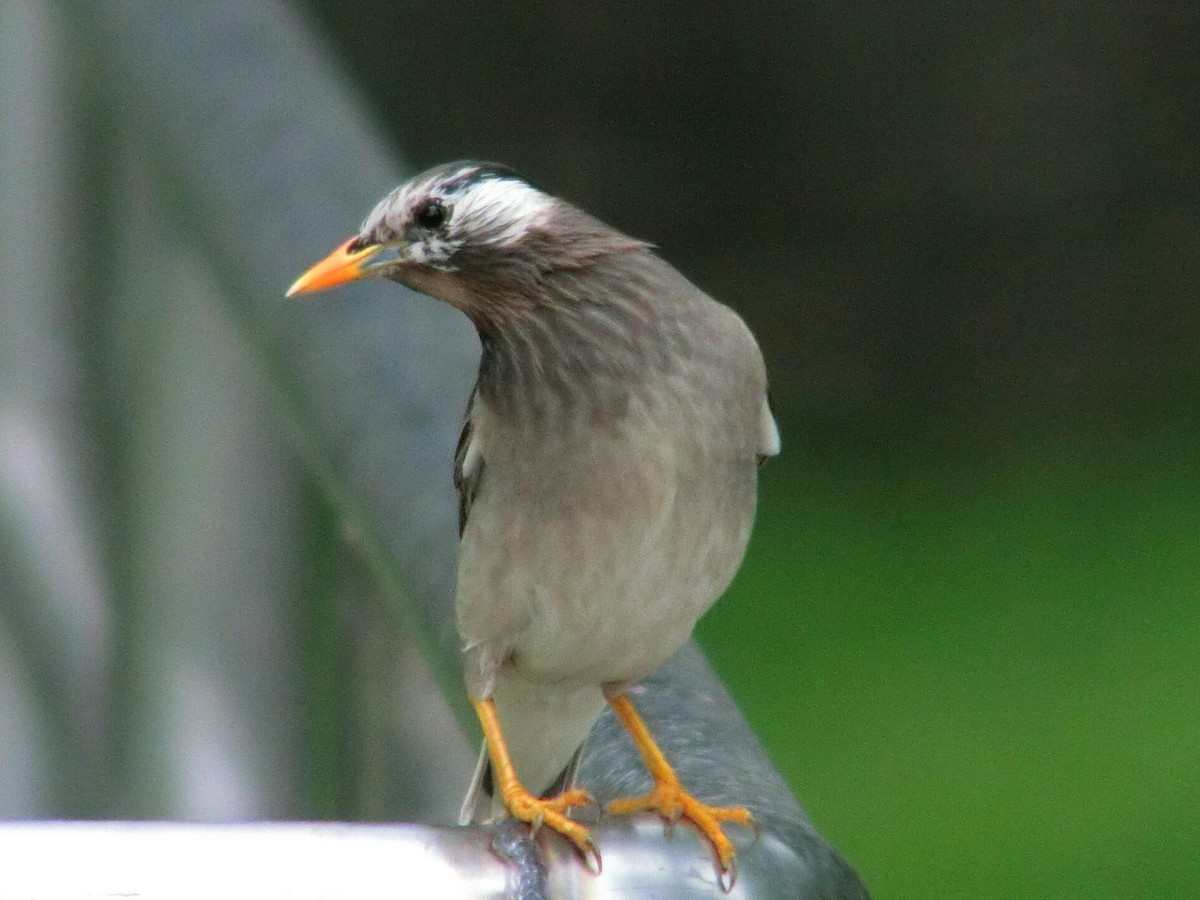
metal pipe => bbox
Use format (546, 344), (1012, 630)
(0, 818), (819, 899)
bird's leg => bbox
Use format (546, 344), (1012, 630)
(604, 692), (755, 883)
(472, 698), (600, 871)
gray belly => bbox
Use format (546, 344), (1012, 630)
(455, 428), (757, 689)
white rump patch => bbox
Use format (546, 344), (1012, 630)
(758, 394), (781, 458)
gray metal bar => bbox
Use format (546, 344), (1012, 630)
(0, 819), (808, 898)
(51, 0), (868, 896)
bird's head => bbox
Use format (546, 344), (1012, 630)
(287, 162), (644, 324)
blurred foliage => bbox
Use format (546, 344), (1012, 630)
(2, 1), (1197, 898)
(702, 444), (1200, 897)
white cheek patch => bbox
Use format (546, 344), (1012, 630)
(453, 177), (554, 246)
(407, 234), (464, 267)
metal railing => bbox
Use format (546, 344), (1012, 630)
(2, 0), (868, 896)
(2, 818), (832, 898)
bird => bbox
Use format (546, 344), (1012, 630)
(287, 161), (780, 885)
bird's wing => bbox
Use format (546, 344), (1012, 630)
(453, 388), (596, 823)
(454, 388), (490, 825)
(453, 388), (485, 537)
(757, 392), (781, 463)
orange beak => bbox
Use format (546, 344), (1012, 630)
(286, 237), (386, 298)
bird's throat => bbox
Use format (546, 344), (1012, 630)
(475, 298), (663, 431)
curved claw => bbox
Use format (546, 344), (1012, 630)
(579, 835), (603, 875)
(717, 855), (738, 894)
(746, 814), (762, 845)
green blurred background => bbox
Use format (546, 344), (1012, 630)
(2, 2), (1197, 897)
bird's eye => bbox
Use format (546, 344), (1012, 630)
(415, 199), (448, 229)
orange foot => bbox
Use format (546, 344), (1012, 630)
(605, 692), (756, 889)
(607, 776), (754, 877)
(473, 697), (601, 872)
(502, 783), (599, 870)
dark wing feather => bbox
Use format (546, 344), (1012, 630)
(453, 387), (484, 537)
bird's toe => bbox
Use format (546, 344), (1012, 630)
(503, 785), (598, 869)
(606, 780), (754, 886)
